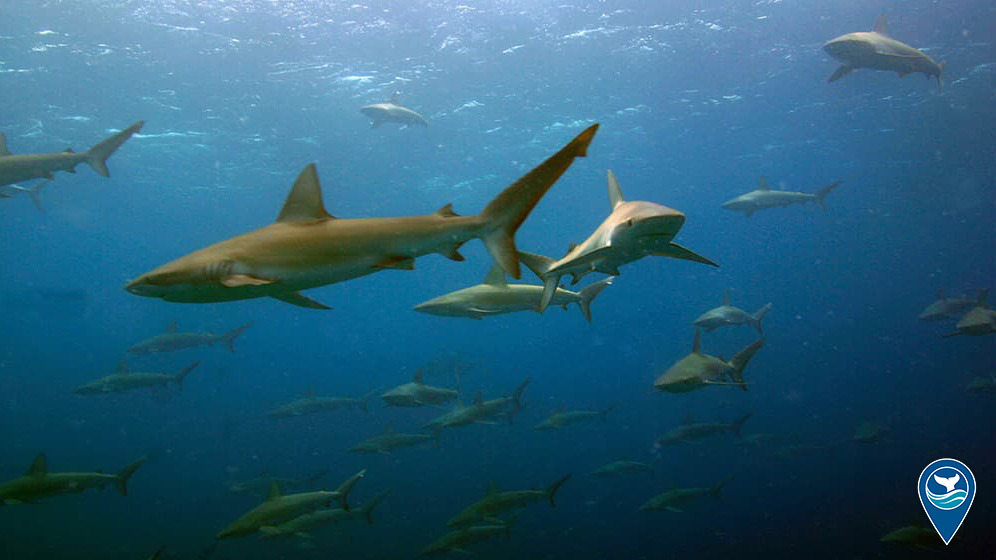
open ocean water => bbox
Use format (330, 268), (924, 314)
(0, 1), (994, 558)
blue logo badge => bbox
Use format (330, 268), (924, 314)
(918, 458), (976, 545)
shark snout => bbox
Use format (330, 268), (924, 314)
(125, 277), (163, 298)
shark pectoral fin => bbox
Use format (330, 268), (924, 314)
(665, 506), (683, 513)
(439, 244), (465, 261)
(374, 256), (415, 270)
(221, 274), (275, 287)
(828, 65), (856, 83)
(653, 242), (719, 267)
(271, 291), (331, 310)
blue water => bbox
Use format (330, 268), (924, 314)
(1, 1), (994, 558)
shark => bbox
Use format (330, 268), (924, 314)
(0, 453), (146, 505)
(693, 291), (772, 334)
(422, 515), (516, 556)
(227, 469), (329, 497)
(0, 121), (143, 187)
(654, 413), (754, 447)
(360, 93), (428, 128)
(414, 264), (613, 322)
(125, 125), (598, 309)
(519, 169), (717, 312)
(258, 490), (390, 539)
(350, 427), (438, 454)
(72, 362), (200, 395)
(966, 375), (996, 393)
(589, 460), (655, 478)
(722, 177), (842, 217)
(638, 476), (732, 513)
(127, 321), (252, 354)
(943, 289), (996, 338)
(0, 180), (48, 211)
(823, 16), (944, 91)
(918, 289), (981, 321)
(653, 331), (764, 393)
(381, 370), (459, 408)
(423, 378), (530, 433)
(266, 388), (372, 419)
(533, 404), (617, 431)
(880, 524), (942, 550)
(216, 469), (366, 539)
(446, 475), (570, 528)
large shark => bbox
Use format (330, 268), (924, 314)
(360, 93), (428, 128)
(127, 321), (252, 354)
(823, 16), (944, 91)
(216, 470), (366, 539)
(519, 169), (717, 312)
(653, 331), (764, 393)
(532, 404), (617, 431)
(266, 388), (372, 419)
(693, 291), (772, 334)
(943, 289), (996, 338)
(918, 289), (981, 321)
(72, 362), (200, 395)
(0, 453), (146, 505)
(350, 427), (438, 454)
(381, 370), (459, 408)
(125, 125), (598, 309)
(446, 475), (571, 528)
(258, 490), (390, 539)
(721, 177), (842, 217)
(638, 476), (732, 513)
(0, 121), (143, 187)
(414, 264), (613, 322)
(423, 378), (530, 432)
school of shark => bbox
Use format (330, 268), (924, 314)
(0, 7), (990, 560)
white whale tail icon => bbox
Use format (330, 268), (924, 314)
(934, 473), (960, 493)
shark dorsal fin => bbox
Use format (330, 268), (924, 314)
(692, 330), (702, 354)
(473, 391), (483, 406)
(390, 92), (400, 104)
(0, 133), (9, 156)
(486, 481), (498, 496)
(267, 480), (282, 500)
(483, 265), (507, 287)
(435, 203), (459, 218)
(757, 177), (771, 191)
(116, 361), (130, 375)
(606, 170), (625, 209)
(277, 164), (334, 224)
(566, 243), (578, 256)
(873, 14), (888, 35)
(27, 453), (48, 476)
(722, 290), (730, 306)
(165, 321), (177, 333)
(413, 370), (424, 384)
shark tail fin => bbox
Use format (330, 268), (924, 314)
(729, 339), (765, 391)
(599, 403), (618, 422)
(335, 469), (366, 512)
(25, 180), (48, 213)
(221, 322), (252, 352)
(814, 180), (842, 210)
(547, 474), (572, 507)
(174, 362), (201, 390)
(729, 413), (753, 438)
(751, 303), (773, 334)
(711, 475), (734, 498)
(477, 125), (597, 280)
(114, 455), (148, 497)
(85, 121), (143, 177)
(509, 377), (531, 419)
(578, 277), (613, 323)
(519, 251), (563, 312)
(362, 490), (391, 524)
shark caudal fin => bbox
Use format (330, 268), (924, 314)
(85, 121), (143, 177)
(729, 413), (753, 438)
(334, 469), (367, 511)
(361, 489), (391, 524)
(728, 339), (764, 391)
(814, 180), (842, 210)
(577, 277), (613, 323)
(221, 322), (253, 352)
(546, 474), (572, 507)
(114, 455), (148, 496)
(477, 125), (597, 280)
(174, 362), (201, 390)
(711, 475), (734, 498)
(510, 377), (531, 420)
(518, 251), (563, 313)
(751, 303), (773, 334)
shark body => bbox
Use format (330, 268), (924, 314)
(360, 93), (428, 128)
(722, 177), (841, 217)
(423, 378), (530, 432)
(590, 460), (655, 478)
(944, 290), (995, 337)
(259, 490), (390, 539)
(638, 476), (732, 513)
(72, 362), (200, 395)
(823, 16), (944, 90)
(654, 331), (764, 393)
(0, 122), (143, 187)
(422, 516), (515, 556)
(381, 370), (459, 408)
(267, 390), (370, 419)
(0, 453), (145, 505)
(446, 475), (570, 528)
(654, 414), (753, 446)
(520, 170), (716, 312)
(694, 291), (771, 334)
(918, 289), (980, 321)
(533, 405), (616, 431)
(128, 321), (251, 354)
(350, 428), (437, 454)
(126, 126), (598, 309)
